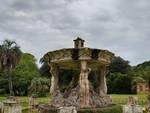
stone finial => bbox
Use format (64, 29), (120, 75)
(73, 37), (85, 48)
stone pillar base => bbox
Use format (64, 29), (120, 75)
(2, 101), (22, 113)
(122, 105), (143, 113)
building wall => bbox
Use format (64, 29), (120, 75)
(137, 82), (149, 93)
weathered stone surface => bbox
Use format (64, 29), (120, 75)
(49, 84), (112, 108)
(123, 96), (143, 113)
(2, 101), (22, 113)
(38, 104), (119, 113)
(38, 104), (57, 113)
(136, 80), (149, 93)
(29, 96), (39, 108)
(58, 107), (77, 113)
(128, 96), (138, 105)
(79, 61), (91, 108)
(49, 64), (60, 97)
(43, 48), (114, 69)
(0, 102), (3, 113)
(123, 105), (143, 113)
(99, 66), (108, 97)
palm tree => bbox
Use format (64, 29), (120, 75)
(0, 39), (22, 96)
(0, 45), (2, 70)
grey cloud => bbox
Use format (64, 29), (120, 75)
(0, 0), (150, 65)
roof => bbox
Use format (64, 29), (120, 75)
(73, 37), (85, 42)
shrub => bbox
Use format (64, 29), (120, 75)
(28, 77), (50, 97)
(0, 89), (6, 94)
(107, 73), (133, 94)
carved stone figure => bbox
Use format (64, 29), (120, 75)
(79, 61), (91, 108)
(99, 66), (108, 97)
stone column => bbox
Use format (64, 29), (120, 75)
(49, 63), (59, 96)
(99, 65), (107, 97)
(79, 61), (91, 108)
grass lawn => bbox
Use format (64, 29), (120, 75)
(110, 93), (148, 106)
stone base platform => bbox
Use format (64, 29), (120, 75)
(38, 104), (118, 113)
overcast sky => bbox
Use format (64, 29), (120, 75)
(0, 0), (150, 66)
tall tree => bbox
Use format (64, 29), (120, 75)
(109, 56), (131, 74)
(13, 53), (40, 96)
(0, 39), (22, 96)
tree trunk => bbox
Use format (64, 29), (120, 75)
(8, 67), (14, 96)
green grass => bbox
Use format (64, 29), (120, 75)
(110, 93), (148, 106)
(0, 96), (6, 101)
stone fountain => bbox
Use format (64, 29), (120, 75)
(39, 37), (115, 113)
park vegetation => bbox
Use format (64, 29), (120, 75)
(0, 39), (150, 97)
(0, 39), (50, 96)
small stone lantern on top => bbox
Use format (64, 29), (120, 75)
(73, 37), (85, 48)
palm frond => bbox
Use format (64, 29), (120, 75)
(0, 39), (22, 71)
